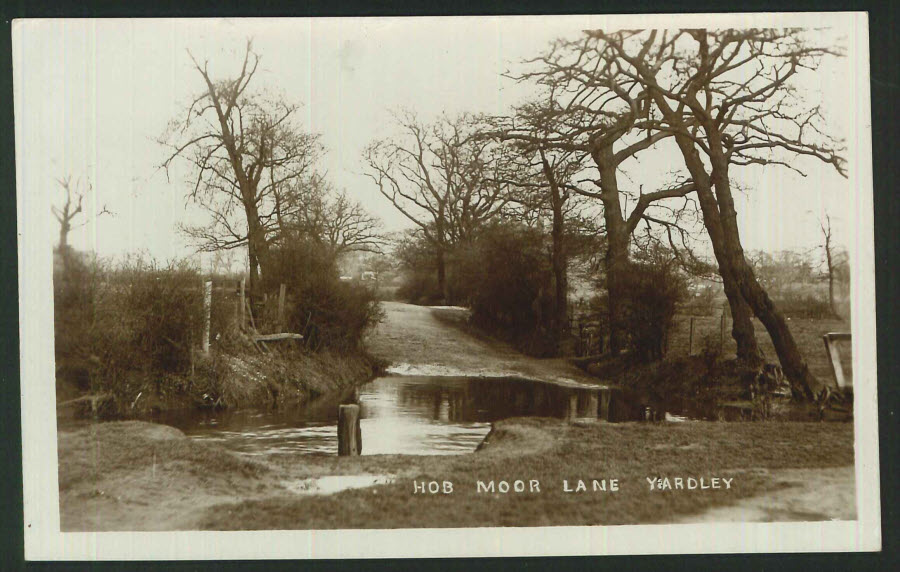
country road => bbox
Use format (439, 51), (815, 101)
(366, 301), (602, 388)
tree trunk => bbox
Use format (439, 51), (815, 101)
(244, 195), (270, 297)
(59, 220), (70, 251)
(693, 183), (761, 364)
(592, 145), (630, 356)
(650, 92), (762, 364)
(548, 174), (568, 340)
(708, 152), (825, 398)
(605, 234), (629, 355)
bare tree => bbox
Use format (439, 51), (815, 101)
(363, 112), (511, 302)
(592, 28), (846, 398)
(159, 41), (322, 294)
(52, 176), (114, 255)
(486, 136), (588, 340)
(492, 45), (700, 355)
(284, 179), (384, 255)
(819, 215), (848, 318)
(52, 175), (85, 251)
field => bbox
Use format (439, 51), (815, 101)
(666, 314), (852, 386)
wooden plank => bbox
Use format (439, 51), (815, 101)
(823, 332), (851, 390)
(253, 333), (304, 342)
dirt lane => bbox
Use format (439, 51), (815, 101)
(676, 466), (857, 522)
(366, 301), (602, 388)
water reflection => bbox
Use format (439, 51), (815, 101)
(159, 376), (603, 457)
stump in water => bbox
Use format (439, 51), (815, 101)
(338, 404), (362, 456)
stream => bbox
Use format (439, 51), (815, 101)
(157, 375), (606, 457)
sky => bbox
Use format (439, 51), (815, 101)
(12, 16), (862, 269)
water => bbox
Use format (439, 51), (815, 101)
(157, 376), (604, 457)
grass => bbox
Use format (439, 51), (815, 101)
(193, 418), (854, 530)
(57, 421), (268, 493)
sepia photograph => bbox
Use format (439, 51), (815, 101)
(13, 12), (880, 559)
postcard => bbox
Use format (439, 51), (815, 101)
(14, 12), (879, 559)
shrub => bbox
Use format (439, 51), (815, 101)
(54, 252), (206, 409)
(456, 223), (557, 356)
(771, 293), (835, 319)
(262, 242), (383, 353)
(619, 249), (688, 363)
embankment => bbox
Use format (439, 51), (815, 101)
(57, 347), (384, 420)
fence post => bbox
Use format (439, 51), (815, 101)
(338, 404), (361, 456)
(720, 310), (726, 350)
(202, 280), (212, 353)
(239, 278), (246, 329)
(688, 316), (695, 356)
(278, 283), (286, 330)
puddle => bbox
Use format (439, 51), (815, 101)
(281, 475), (396, 495)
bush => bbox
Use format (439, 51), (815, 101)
(619, 249), (688, 363)
(771, 293), (835, 319)
(262, 242), (383, 353)
(456, 223), (557, 356)
(395, 270), (442, 305)
(54, 251), (206, 409)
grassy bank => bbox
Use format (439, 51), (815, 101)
(58, 347), (384, 420)
(58, 418), (855, 530)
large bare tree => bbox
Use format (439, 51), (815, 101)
(363, 112), (511, 301)
(485, 135), (589, 341)
(491, 47), (701, 355)
(160, 42), (322, 294)
(592, 28), (846, 398)
(281, 178), (384, 255)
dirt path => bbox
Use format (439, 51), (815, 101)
(367, 301), (601, 387)
(677, 466), (856, 522)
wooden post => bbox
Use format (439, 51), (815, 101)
(688, 317), (694, 356)
(202, 280), (212, 353)
(278, 283), (286, 329)
(239, 279), (246, 329)
(720, 311), (726, 349)
(338, 404), (361, 456)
